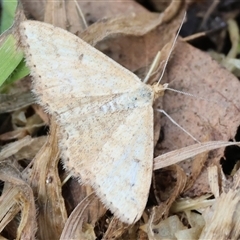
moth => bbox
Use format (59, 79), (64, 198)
(19, 21), (166, 224)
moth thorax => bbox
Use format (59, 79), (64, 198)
(152, 83), (168, 100)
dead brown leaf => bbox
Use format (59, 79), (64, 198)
(13, 136), (46, 161)
(26, 121), (67, 239)
(102, 218), (130, 240)
(0, 161), (36, 240)
(62, 178), (106, 233)
(151, 164), (187, 223)
(89, 10), (185, 73)
(157, 40), (240, 197)
(0, 111), (44, 142)
(60, 193), (100, 240)
(77, 0), (148, 27)
(0, 135), (33, 160)
(44, 0), (85, 33)
(0, 92), (34, 113)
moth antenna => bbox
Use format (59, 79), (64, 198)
(157, 109), (200, 143)
(166, 86), (220, 105)
(157, 11), (186, 86)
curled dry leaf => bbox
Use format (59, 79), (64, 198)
(0, 111), (44, 142)
(14, 135), (46, 160)
(151, 165), (187, 222)
(0, 162), (36, 240)
(0, 135), (46, 177)
(26, 121), (67, 240)
(88, 10), (185, 73)
(31, 104), (50, 124)
(0, 135), (33, 161)
(43, 0), (84, 33)
(21, 0), (148, 32)
(62, 178), (106, 220)
(157, 40), (240, 197)
(60, 193), (98, 240)
(77, 0), (148, 27)
(0, 92), (34, 113)
(102, 217), (131, 240)
(19, 0), (45, 22)
(0, 89), (44, 143)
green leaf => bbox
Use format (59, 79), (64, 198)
(1, 0), (18, 33)
(0, 33), (29, 87)
(5, 59), (29, 85)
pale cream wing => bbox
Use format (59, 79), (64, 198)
(61, 105), (153, 224)
(19, 20), (146, 115)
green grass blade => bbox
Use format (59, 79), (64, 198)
(0, 33), (29, 87)
(1, 0), (18, 33)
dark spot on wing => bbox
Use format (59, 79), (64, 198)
(79, 54), (84, 61)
